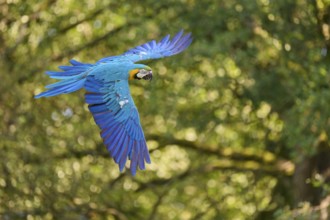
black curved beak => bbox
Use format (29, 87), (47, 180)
(142, 71), (153, 81)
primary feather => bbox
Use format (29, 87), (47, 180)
(35, 30), (192, 175)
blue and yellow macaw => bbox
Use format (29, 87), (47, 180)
(35, 30), (192, 175)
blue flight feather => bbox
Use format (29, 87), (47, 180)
(97, 30), (193, 63)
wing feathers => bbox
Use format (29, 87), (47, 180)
(159, 34), (170, 46)
(85, 75), (150, 175)
(97, 30), (192, 63)
(170, 29), (184, 46)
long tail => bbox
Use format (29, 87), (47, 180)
(35, 60), (93, 98)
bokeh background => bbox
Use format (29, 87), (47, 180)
(1, 0), (330, 219)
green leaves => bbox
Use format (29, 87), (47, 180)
(1, 0), (330, 219)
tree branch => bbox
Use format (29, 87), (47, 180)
(147, 190), (167, 220)
(147, 134), (294, 174)
(135, 160), (292, 192)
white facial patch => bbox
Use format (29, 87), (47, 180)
(136, 70), (149, 78)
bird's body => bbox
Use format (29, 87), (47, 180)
(36, 30), (192, 175)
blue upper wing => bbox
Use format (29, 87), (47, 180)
(85, 74), (151, 175)
(97, 30), (193, 63)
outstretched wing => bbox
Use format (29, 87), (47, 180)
(85, 74), (151, 175)
(97, 30), (193, 63)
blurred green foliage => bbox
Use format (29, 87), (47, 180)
(1, 0), (330, 219)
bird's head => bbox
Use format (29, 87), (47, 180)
(129, 65), (153, 81)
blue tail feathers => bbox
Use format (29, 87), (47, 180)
(35, 60), (93, 98)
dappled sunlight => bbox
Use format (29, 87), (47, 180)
(1, 0), (330, 219)
(150, 145), (190, 178)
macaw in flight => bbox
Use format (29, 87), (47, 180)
(35, 30), (193, 175)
